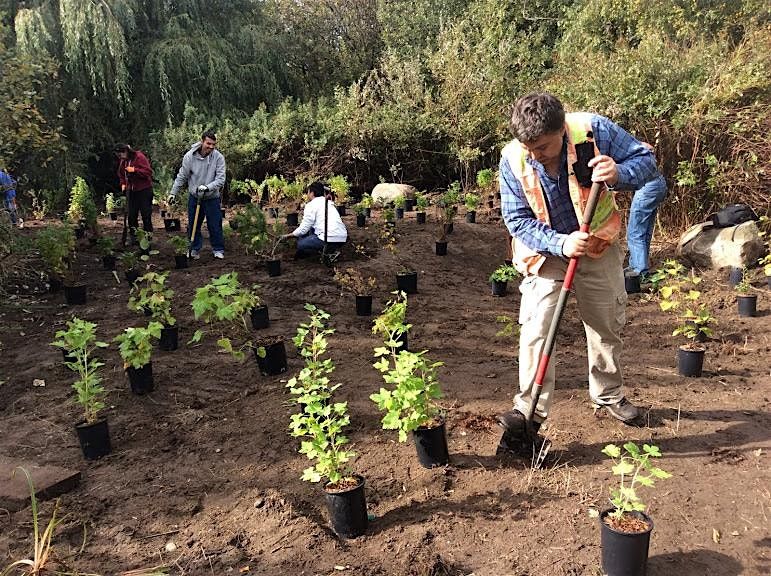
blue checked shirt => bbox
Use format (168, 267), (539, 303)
(499, 114), (656, 257)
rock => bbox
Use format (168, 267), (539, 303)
(371, 183), (416, 205)
(254, 497), (265, 508)
(165, 541), (177, 552)
(677, 220), (765, 270)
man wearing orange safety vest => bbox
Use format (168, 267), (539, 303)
(496, 93), (657, 455)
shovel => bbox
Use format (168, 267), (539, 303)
(188, 195), (203, 258)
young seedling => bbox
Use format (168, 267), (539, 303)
(334, 267), (376, 296)
(673, 304), (716, 349)
(464, 192), (480, 212)
(120, 251), (139, 271)
(415, 192), (429, 212)
(734, 267), (752, 294)
(135, 229), (158, 262)
(489, 264), (520, 283)
(105, 192), (117, 214)
(35, 225), (75, 281)
(360, 193), (373, 210)
(287, 304), (356, 486)
(67, 176), (98, 231)
(167, 235), (189, 256)
(601, 442), (671, 521)
(476, 168), (495, 191)
(52, 317), (108, 424)
(114, 322), (163, 369)
(128, 271), (176, 327)
(394, 195), (406, 210)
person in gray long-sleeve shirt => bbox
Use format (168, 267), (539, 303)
(168, 129), (227, 259)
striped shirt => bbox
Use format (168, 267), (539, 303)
(499, 114), (656, 257)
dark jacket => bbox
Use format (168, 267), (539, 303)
(118, 150), (154, 192)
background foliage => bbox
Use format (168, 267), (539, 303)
(2, 0), (769, 223)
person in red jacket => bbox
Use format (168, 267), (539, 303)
(115, 143), (154, 243)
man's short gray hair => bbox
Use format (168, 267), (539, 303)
(509, 93), (565, 143)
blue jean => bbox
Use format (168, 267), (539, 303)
(627, 174), (667, 274)
(295, 229), (345, 258)
(187, 195), (224, 252)
(4, 196), (17, 225)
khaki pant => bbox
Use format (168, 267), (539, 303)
(514, 243), (627, 421)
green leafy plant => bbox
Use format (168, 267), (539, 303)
(52, 317), (108, 424)
(360, 193), (373, 209)
(67, 176), (98, 229)
(672, 304), (716, 348)
(114, 322), (162, 369)
(35, 224), (74, 279)
(334, 267), (376, 296)
(371, 291), (410, 351)
(287, 304), (355, 486)
(120, 251), (138, 271)
(464, 192), (480, 211)
(415, 191), (429, 212)
(261, 221), (287, 259)
(734, 267), (751, 294)
(382, 205), (395, 223)
(129, 272), (176, 327)
(105, 192), (117, 213)
(495, 315), (520, 339)
(0, 468), (63, 576)
(354, 202), (367, 216)
(284, 180), (305, 206)
(601, 443), (671, 520)
(190, 272), (263, 360)
(96, 236), (115, 257)
(328, 175), (351, 205)
(260, 175), (287, 206)
(233, 203), (269, 255)
(230, 178), (259, 200)
(489, 264), (520, 283)
(476, 168), (495, 191)
(393, 194), (406, 209)
(167, 234), (189, 256)
(135, 229), (159, 262)
(654, 260), (701, 313)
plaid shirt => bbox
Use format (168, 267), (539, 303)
(499, 114), (656, 257)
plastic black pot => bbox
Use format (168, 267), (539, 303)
(109, 212), (118, 221)
(159, 326), (178, 351)
(324, 475), (368, 539)
(125, 268), (140, 285)
(491, 280), (507, 296)
(160, 210), (167, 218)
(250, 305), (270, 329)
(102, 255), (116, 270)
(600, 509), (653, 576)
(126, 362), (154, 394)
(413, 420), (450, 468)
(364, 207), (371, 218)
(48, 276), (63, 293)
(255, 340), (287, 376)
(728, 267), (743, 287)
(625, 274), (641, 294)
(435, 241), (448, 256)
(355, 295), (372, 316)
(174, 254), (189, 269)
(338, 205), (347, 217)
(75, 227), (85, 239)
(416, 212), (426, 224)
(677, 346), (705, 377)
(268, 207), (280, 219)
(64, 284), (87, 305)
(405, 198), (415, 212)
(737, 294), (757, 317)
(266, 259), (282, 277)
(356, 214), (366, 227)
(220, 208), (226, 219)
(465, 211), (476, 223)
(163, 218), (181, 232)
(395, 207), (404, 219)
(286, 212), (299, 227)
(75, 419), (111, 460)
(396, 271), (418, 294)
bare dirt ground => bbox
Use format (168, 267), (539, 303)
(0, 206), (769, 575)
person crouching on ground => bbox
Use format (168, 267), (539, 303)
(281, 181), (347, 259)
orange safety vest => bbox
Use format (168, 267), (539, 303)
(502, 112), (621, 276)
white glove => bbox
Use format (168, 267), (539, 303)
(196, 185), (209, 198)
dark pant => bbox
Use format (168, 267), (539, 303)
(295, 230), (344, 258)
(187, 195), (224, 252)
(127, 187), (153, 234)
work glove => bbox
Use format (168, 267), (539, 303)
(196, 185), (209, 198)
(126, 166), (136, 173)
(166, 193), (177, 205)
(121, 184), (126, 192)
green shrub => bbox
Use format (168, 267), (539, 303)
(114, 323), (162, 369)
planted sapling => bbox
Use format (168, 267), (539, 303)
(128, 271), (176, 327)
(135, 229), (158, 262)
(734, 267), (751, 294)
(36, 225), (75, 281)
(168, 235), (189, 256)
(287, 304), (357, 486)
(394, 195), (406, 210)
(489, 264), (520, 283)
(96, 237), (115, 257)
(415, 192), (429, 212)
(328, 175), (351, 205)
(114, 322), (163, 369)
(334, 267), (376, 296)
(672, 304), (716, 348)
(464, 193), (480, 212)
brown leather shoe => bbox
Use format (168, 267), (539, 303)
(600, 397), (640, 424)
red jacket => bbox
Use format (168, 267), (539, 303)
(118, 150), (153, 192)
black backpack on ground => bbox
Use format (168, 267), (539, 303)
(711, 204), (758, 228)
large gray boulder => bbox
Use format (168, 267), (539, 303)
(371, 183), (417, 205)
(677, 220), (765, 269)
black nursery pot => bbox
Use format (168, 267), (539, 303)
(396, 271), (418, 294)
(435, 241), (448, 256)
(125, 268), (140, 285)
(465, 211), (476, 223)
(126, 362), (154, 394)
(405, 198), (415, 212)
(728, 267), (743, 287)
(737, 294), (757, 317)
(160, 209), (167, 218)
(356, 214), (366, 227)
(364, 207), (371, 217)
(174, 254), (189, 269)
(416, 212), (426, 224)
(109, 212), (118, 221)
(75, 419), (111, 460)
(677, 346), (705, 377)
(48, 276), (63, 293)
(64, 284), (87, 305)
(250, 305), (270, 329)
(159, 326), (178, 351)
(491, 280), (507, 296)
(600, 510), (653, 576)
(74, 227), (85, 239)
(102, 255), (116, 270)
(163, 218), (181, 232)
(268, 207), (280, 219)
(337, 205), (347, 217)
(286, 212), (299, 227)
(355, 295), (372, 316)
(266, 259), (282, 277)
(395, 207), (404, 219)
(413, 420), (450, 468)
(324, 475), (368, 539)
(220, 208), (226, 218)
(625, 274), (641, 294)
(254, 340), (288, 376)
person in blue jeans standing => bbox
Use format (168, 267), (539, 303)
(167, 129), (226, 259)
(626, 143), (667, 278)
(0, 169), (19, 226)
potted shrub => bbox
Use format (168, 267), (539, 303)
(370, 294), (448, 468)
(382, 204), (396, 226)
(128, 272), (178, 351)
(283, 179), (305, 224)
(328, 175), (350, 216)
(354, 202), (367, 227)
(435, 220), (448, 256)
(96, 237), (117, 270)
(67, 176), (99, 240)
(105, 192), (118, 221)
(260, 175), (287, 218)
(114, 322), (162, 395)
(120, 251), (140, 285)
(190, 272), (281, 374)
(489, 264), (520, 296)
(135, 229), (158, 262)
(261, 222), (287, 277)
(393, 195), (406, 220)
(476, 168), (496, 208)
(672, 304), (716, 377)
(233, 203), (269, 254)
(734, 268), (757, 317)
(52, 317), (111, 459)
(287, 304), (367, 538)
(598, 442), (671, 576)
(334, 267), (377, 316)
(381, 225), (417, 293)
(360, 193), (373, 217)
(35, 224), (75, 292)
(163, 191), (185, 231)
(464, 192), (480, 223)
(437, 183), (460, 236)
(167, 235), (189, 269)
(414, 191), (429, 224)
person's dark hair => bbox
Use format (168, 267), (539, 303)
(201, 129), (217, 142)
(308, 181), (329, 198)
(113, 143), (135, 156)
(509, 93), (565, 142)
